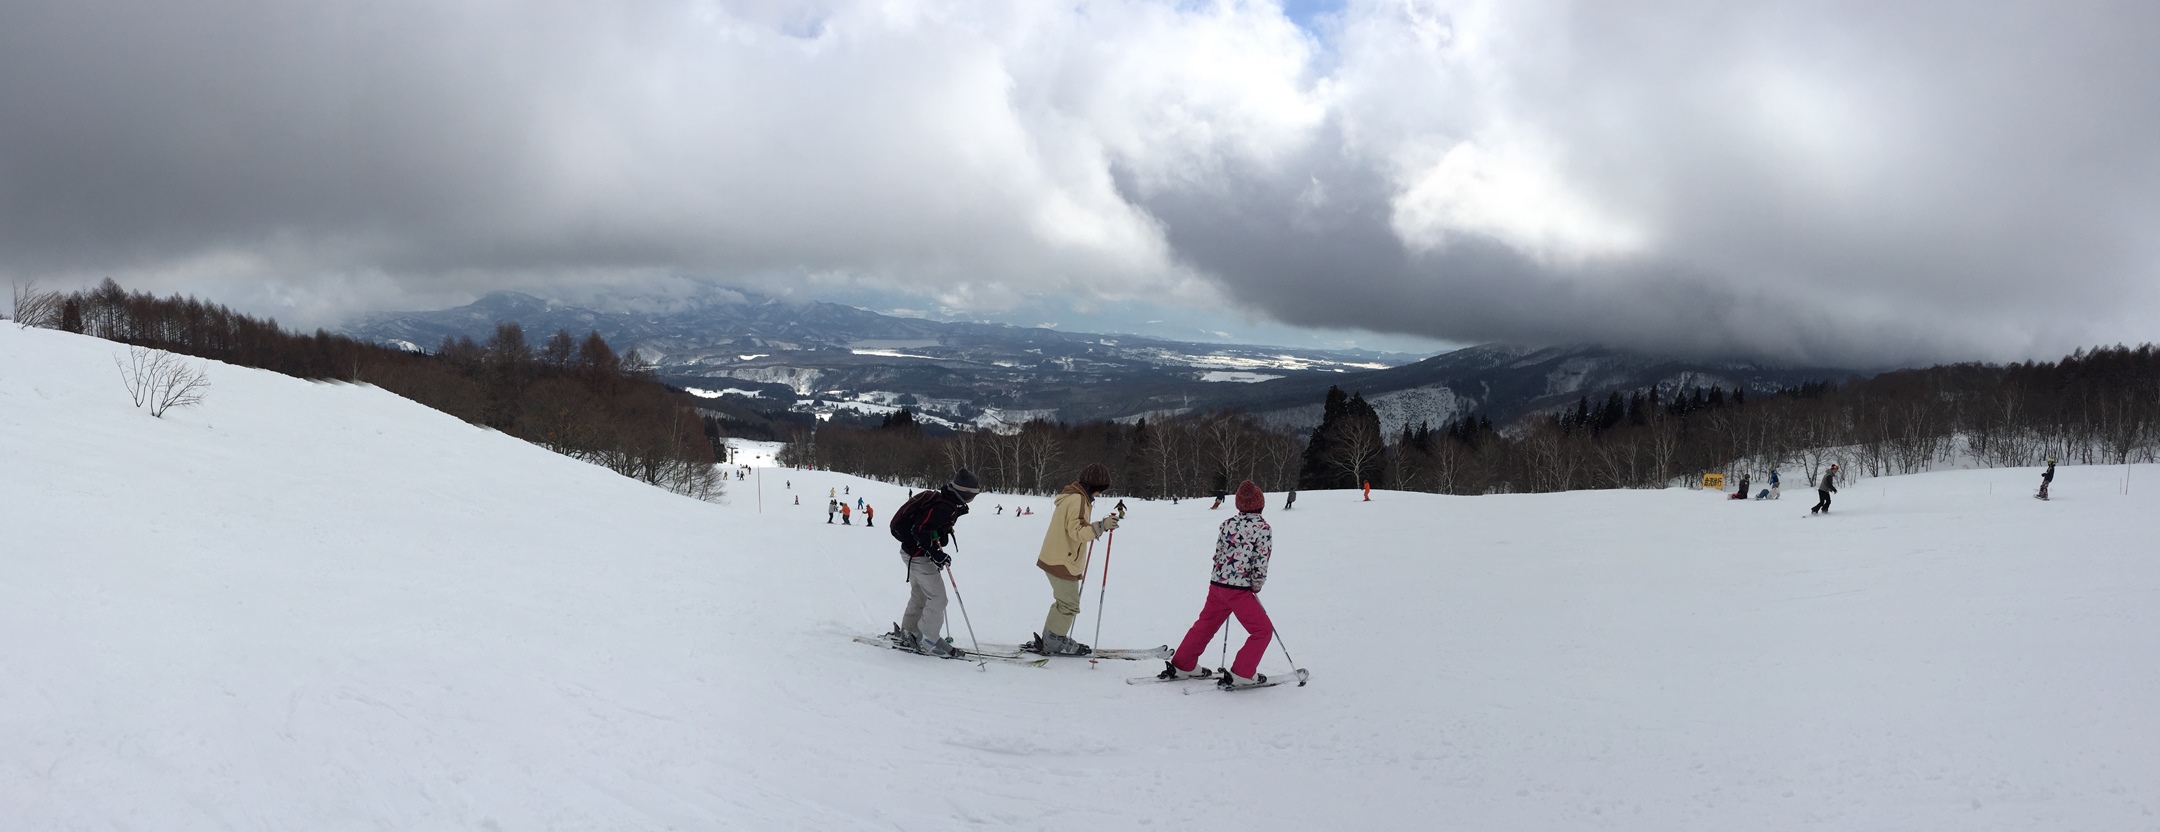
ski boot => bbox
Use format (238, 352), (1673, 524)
(1035, 631), (1092, 657)
(921, 635), (966, 659)
(1217, 668), (1268, 689)
(1157, 661), (1211, 681)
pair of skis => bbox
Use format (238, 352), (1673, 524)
(853, 632), (1169, 666)
(852, 633), (1049, 666)
(1127, 666), (1312, 692)
(1007, 636), (1171, 661)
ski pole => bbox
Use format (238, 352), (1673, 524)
(1088, 529), (1114, 668)
(944, 567), (982, 654)
(1271, 620), (1309, 685)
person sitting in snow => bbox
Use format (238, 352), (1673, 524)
(1027, 463), (1120, 657)
(1729, 473), (1751, 500)
(888, 469), (980, 657)
(1160, 480), (1275, 688)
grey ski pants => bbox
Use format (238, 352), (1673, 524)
(1043, 573), (1082, 637)
(899, 552), (948, 640)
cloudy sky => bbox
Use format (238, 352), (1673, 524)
(4, 0), (2157, 365)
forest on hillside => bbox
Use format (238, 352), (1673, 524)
(14, 279), (2154, 501)
(778, 345), (2160, 498)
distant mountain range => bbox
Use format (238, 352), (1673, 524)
(345, 291), (1861, 434)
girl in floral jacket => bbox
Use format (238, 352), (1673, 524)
(1162, 480), (1275, 687)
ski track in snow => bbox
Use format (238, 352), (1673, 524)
(4, 324), (2159, 830)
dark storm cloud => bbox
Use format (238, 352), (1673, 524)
(3, 0), (2157, 363)
(1124, 0), (2160, 366)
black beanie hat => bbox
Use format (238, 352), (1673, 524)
(950, 468), (981, 493)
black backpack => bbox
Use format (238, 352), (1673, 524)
(889, 489), (941, 550)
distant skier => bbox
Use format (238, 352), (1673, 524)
(995, 504), (1004, 515)
(1027, 463), (1120, 657)
(841, 503), (851, 526)
(888, 469), (981, 657)
(1362, 480), (1372, 501)
(1811, 464), (1840, 515)
(1209, 490), (1225, 510)
(864, 504), (874, 527)
(2038, 457), (2057, 500)
(1160, 480), (1275, 688)
(1285, 489), (1296, 510)
(827, 499), (837, 524)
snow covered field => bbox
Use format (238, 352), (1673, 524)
(5, 323), (2158, 830)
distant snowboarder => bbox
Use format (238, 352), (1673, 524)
(1162, 480), (1275, 689)
(2038, 457), (2057, 500)
(1285, 489), (1296, 510)
(1026, 463), (1119, 657)
(889, 469), (980, 657)
(1811, 464), (1840, 515)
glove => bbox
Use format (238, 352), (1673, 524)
(928, 550), (952, 569)
(1092, 515), (1120, 535)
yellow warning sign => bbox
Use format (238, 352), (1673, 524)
(1701, 473), (1725, 490)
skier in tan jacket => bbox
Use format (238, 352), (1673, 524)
(1025, 462), (1120, 656)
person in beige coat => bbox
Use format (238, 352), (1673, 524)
(1025, 462), (1120, 656)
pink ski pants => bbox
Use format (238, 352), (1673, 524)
(1171, 584), (1273, 679)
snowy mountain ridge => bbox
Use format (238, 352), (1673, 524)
(347, 293), (1859, 434)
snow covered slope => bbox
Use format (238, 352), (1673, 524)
(4, 324), (2157, 830)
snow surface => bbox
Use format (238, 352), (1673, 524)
(5, 323), (2159, 829)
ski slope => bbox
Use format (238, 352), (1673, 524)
(4, 323), (2158, 830)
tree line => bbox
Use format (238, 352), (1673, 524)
(12, 279), (723, 500)
(782, 344), (2160, 498)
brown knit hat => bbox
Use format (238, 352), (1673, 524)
(1077, 462), (1112, 491)
(1234, 479), (1264, 513)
